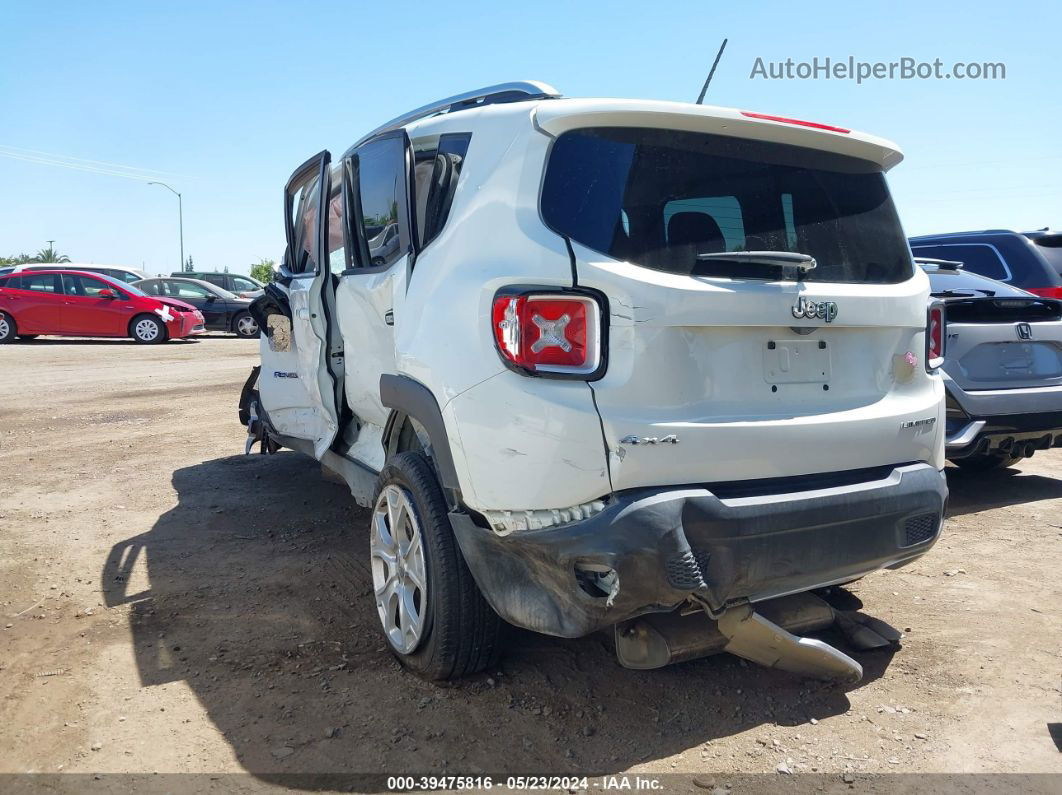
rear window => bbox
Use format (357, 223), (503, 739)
(541, 127), (913, 284)
(1032, 234), (1062, 276)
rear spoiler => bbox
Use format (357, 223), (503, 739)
(914, 257), (964, 270)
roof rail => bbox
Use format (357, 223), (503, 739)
(910, 229), (1015, 239)
(351, 81), (561, 149)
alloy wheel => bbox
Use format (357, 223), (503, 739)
(371, 484), (428, 654)
(237, 315), (259, 336)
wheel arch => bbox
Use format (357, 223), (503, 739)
(380, 375), (461, 496)
(128, 312), (164, 338)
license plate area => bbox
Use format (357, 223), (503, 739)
(763, 339), (831, 384)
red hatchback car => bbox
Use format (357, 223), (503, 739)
(0, 269), (205, 344)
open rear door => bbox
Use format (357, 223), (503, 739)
(257, 151), (342, 458)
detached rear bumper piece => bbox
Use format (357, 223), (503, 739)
(450, 463), (947, 638)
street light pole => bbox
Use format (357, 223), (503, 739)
(148, 182), (184, 272)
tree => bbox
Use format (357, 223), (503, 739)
(250, 258), (275, 285)
(0, 253), (34, 266)
(185, 255), (194, 272)
(33, 246), (71, 263)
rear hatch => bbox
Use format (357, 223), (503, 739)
(537, 115), (942, 490)
(927, 267), (1062, 391)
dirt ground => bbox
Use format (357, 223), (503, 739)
(1, 336), (1060, 791)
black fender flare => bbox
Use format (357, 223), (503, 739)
(379, 374), (460, 493)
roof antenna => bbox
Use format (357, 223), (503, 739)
(696, 38), (728, 104)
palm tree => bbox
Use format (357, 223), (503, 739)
(33, 246), (71, 263)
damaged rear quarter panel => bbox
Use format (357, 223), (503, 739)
(445, 372), (609, 512)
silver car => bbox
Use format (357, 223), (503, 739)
(919, 258), (1062, 470)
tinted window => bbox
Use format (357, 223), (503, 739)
(1032, 235), (1062, 276)
(413, 132), (470, 249)
(924, 268), (1028, 297)
(21, 273), (60, 292)
(355, 136), (407, 268)
(198, 274), (226, 287)
(139, 280), (163, 295)
(165, 280), (215, 299)
(910, 244), (1009, 280)
(231, 276), (259, 291)
(542, 127), (913, 284)
(0, 275), (19, 288)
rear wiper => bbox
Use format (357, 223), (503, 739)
(696, 251), (818, 271)
(932, 288), (996, 298)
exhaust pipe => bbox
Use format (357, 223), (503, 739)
(615, 592), (866, 682)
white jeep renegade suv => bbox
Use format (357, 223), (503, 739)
(240, 81), (948, 682)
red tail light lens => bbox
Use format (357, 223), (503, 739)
(492, 291), (604, 378)
(926, 302), (945, 371)
(1025, 286), (1062, 299)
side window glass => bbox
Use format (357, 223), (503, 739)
(326, 180), (347, 275)
(354, 136), (407, 268)
(413, 133), (471, 250)
(22, 273), (60, 293)
(171, 282), (213, 298)
(141, 281), (161, 295)
(912, 244), (1008, 280)
(290, 178), (322, 275)
(232, 277), (257, 292)
(62, 274), (112, 297)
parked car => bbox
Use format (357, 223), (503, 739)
(171, 271), (265, 298)
(239, 81), (948, 683)
(916, 258), (1062, 470)
(910, 229), (1062, 299)
(2, 262), (149, 285)
(0, 269), (204, 343)
(136, 277), (259, 337)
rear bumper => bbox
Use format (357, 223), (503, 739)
(450, 462), (947, 638)
(944, 380), (1062, 457)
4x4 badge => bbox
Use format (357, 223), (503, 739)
(791, 296), (838, 323)
(1016, 323), (1033, 340)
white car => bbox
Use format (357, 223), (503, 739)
(240, 81), (948, 682)
(1, 262), (148, 285)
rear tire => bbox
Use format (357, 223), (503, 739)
(369, 451), (502, 680)
(0, 312), (15, 343)
(953, 453), (1023, 472)
(130, 314), (168, 344)
(233, 312), (259, 338)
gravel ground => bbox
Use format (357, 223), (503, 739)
(0, 336), (1060, 791)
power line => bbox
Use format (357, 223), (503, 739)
(0, 143), (181, 177)
(0, 150), (171, 181)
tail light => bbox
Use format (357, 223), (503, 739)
(492, 288), (606, 379)
(740, 110), (850, 134)
(926, 301), (946, 371)
(1025, 286), (1062, 299)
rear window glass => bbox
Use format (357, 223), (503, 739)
(1032, 234), (1062, 276)
(541, 127), (913, 284)
(910, 243), (1010, 281)
(923, 268), (1028, 298)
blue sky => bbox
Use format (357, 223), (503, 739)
(1, 0), (1058, 276)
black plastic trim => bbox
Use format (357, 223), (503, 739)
(450, 463), (947, 638)
(379, 374), (460, 492)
